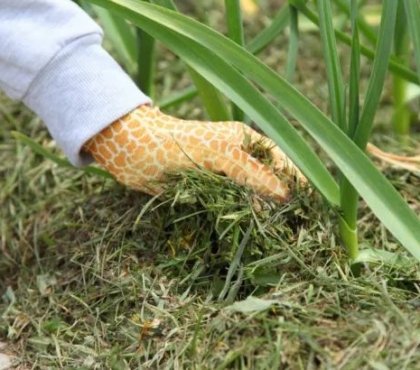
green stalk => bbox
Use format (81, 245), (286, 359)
(159, 5), (291, 110)
(225, 0), (245, 45)
(136, 25), (156, 97)
(188, 68), (232, 121)
(225, 0), (245, 121)
(247, 6), (290, 55)
(404, 0), (420, 82)
(340, 1), (397, 259)
(285, 5), (299, 83)
(316, 0), (357, 260)
(152, 0), (231, 120)
(333, 0), (377, 46)
(392, 2), (410, 138)
(317, 0), (346, 130)
(339, 0), (360, 261)
(354, 0), (397, 149)
(157, 86), (198, 109)
(83, 2), (137, 74)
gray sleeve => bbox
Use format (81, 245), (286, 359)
(0, 0), (151, 166)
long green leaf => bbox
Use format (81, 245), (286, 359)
(188, 68), (232, 121)
(12, 132), (113, 179)
(348, 0), (360, 137)
(88, 0), (420, 260)
(156, 4), (291, 110)
(333, 0), (377, 46)
(151, 0), (231, 120)
(339, 0), (362, 260)
(285, 5), (299, 82)
(247, 6), (290, 54)
(317, 0), (346, 130)
(392, 1), (411, 136)
(354, 0), (397, 148)
(136, 19), (156, 97)
(157, 86), (198, 109)
(225, 0), (245, 45)
(404, 0), (420, 82)
(86, 3), (137, 74)
(225, 0), (245, 121)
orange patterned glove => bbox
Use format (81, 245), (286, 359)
(83, 105), (305, 202)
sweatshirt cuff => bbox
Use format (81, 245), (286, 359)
(23, 34), (151, 166)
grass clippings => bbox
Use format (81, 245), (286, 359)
(1, 96), (419, 369)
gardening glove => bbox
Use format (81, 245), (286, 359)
(83, 105), (306, 202)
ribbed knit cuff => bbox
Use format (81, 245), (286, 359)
(23, 34), (151, 166)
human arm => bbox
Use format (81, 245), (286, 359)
(0, 0), (304, 201)
(0, 0), (150, 166)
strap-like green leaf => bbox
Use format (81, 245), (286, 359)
(354, 0), (397, 148)
(317, 0), (346, 130)
(404, 0), (420, 82)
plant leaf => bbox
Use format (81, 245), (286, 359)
(226, 296), (278, 314)
(354, 0), (398, 148)
(247, 5), (290, 54)
(317, 0), (346, 130)
(12, 131), (113, 180)
(404, 0), (420, 82)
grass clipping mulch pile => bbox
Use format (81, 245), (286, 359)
(1, 128), (420, 368)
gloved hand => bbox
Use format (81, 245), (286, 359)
(83, 105), (305, 202)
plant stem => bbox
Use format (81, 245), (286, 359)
(392, 2), (411, 138)
(152, 0), (231, 120)
(225, 0), (245, 121)
(136, 26), (156, 98)
(247, 5), (290, 55)
(285, 5), (299, 83)
(339, 178), (359, 261)
(338, 0), (360, 262)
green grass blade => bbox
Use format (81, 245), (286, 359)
(136, 17), (156, 97)
(188, 68), (232, 121)
(285, 5), (299, 83)
(316, 0), (346, 130)
(354, 0), (397, 148)
(392, 1), (411, 137)
(333, 0), (377, 46)
(156, 4), (291, 110)
(339, 0), (362, 260)
(159, 5), (291, 109)
(247, 6), (290, 55)
(12, 132), (113, 179)
(86, 3), (137, 74)
(224, 0), (245, 120)
(404, 0), (420, 82)
(290, 0), (419, 85)
(87, 0), (420, 260)
(157, 86), (198, 109)
(151, 0), (231, 120)
(348, 0), (360, 137)
(225, 0), (245, 45)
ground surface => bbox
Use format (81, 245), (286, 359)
(1, 0), (420, 369)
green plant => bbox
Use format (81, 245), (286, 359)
(83, 0), (420, 264)
(20, 0), (419, 263)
